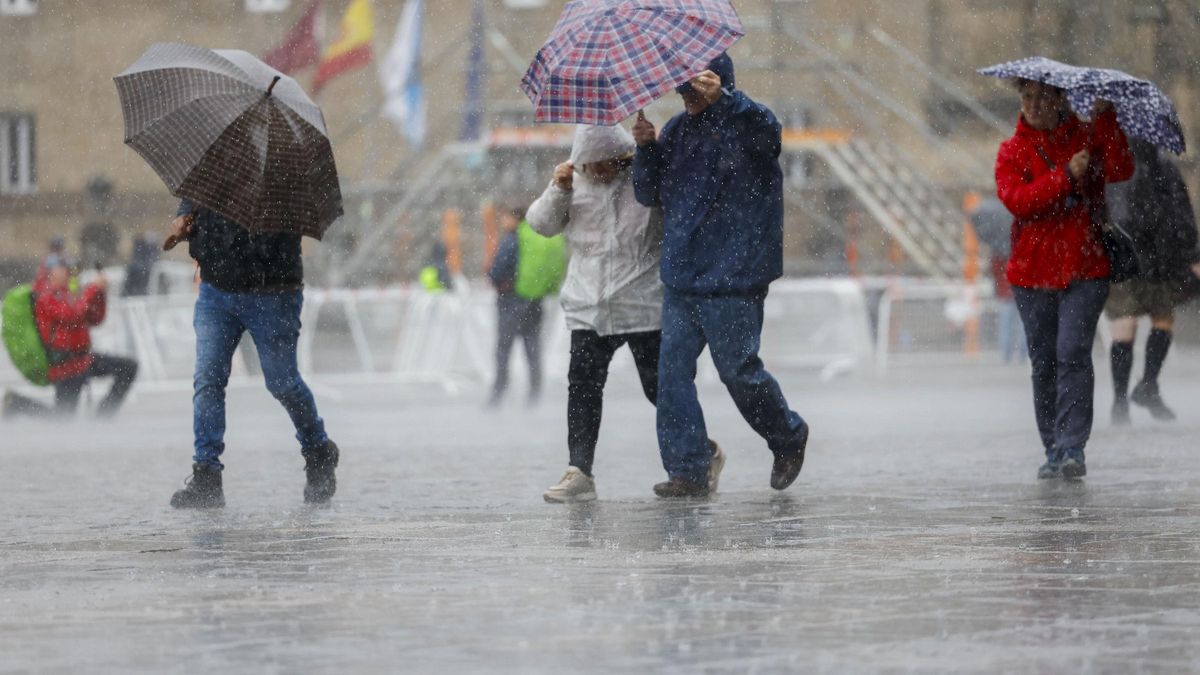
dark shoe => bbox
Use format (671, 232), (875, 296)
(303, 440), (339, 504)
(770, 422), (809, 491)
(1111, 398), (1131, 426)
(1060, 448), (1087, 480)
(1130, 382), (1176, 421)
(170, 463), (225, 509)
(653, 477), (709, 498)
(1037, 449), (1062, 480)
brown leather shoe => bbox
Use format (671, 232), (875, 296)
(653, 477), (709, 498)
(770, 422), (809, 490)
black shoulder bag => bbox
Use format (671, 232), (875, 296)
(1033, 145), (1140, 283)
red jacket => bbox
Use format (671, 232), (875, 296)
(995, 109), (1134, 290)
(34, 283), (106, 382)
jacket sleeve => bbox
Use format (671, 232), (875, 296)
(1164, 162), (1200, 264)
(36, 286), (104, 329)
(488, 234), (518, 291)
(633, 142), (666, 207)
(995, 139), (1074, 220)
(1092, 109), (1135, 184)
(729, 92), (782, 161)
(526, 182), (571, 237)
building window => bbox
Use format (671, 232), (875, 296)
(0, 113), (37, 196)
(245, 0), (290, 13)
(0, 0), (37, 16)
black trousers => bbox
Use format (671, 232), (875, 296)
(568, 329), (661, 475)
(493, 296), (544, 400)
(5, 353), (138, 418)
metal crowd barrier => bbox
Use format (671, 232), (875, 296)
(1, 278), (896, 391)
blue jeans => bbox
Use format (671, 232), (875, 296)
(192, 283), (328, 469)
(657, 288), (807, 483)
(1013, 279), (1109, 459)
(997, 298), (1027, 364)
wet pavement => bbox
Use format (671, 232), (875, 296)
(2, 358), (1200, 673)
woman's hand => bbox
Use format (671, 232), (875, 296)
(1068, 149), (1091, 179)
(163, 215), (193, 251)
(553, 162), (574, 191)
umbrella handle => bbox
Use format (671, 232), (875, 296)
(266, 76), (281, 97)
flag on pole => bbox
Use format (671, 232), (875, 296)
(380, 0), (425, 147)
(313, 0), (374, 93)
(262, 0), (324, 74)
(459, 0), (485, 141)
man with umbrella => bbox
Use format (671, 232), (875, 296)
(116, 44), (343, 508)
(632, 53), (809, 498)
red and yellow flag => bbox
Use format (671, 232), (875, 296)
(313, 0), (374, 93)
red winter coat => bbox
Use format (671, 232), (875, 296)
(34, 284), (106, 382)
(995, 109), (1134, 290)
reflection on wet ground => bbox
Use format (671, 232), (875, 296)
(2, 365), (1199, 672)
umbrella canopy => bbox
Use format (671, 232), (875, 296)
(978, 56), (1186, 155)
(115, 43), (343, 239)
(521, 0), (744, 126)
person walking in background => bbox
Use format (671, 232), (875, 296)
(486, 206), (565, 408)
(121, 233), (161, 297)
(994, 79), (1133, 480)
(1104, 139), (1200, 425)
(162, 199), (340, 508)
(3, 258), (138, 419)
(632, 52), (809, 498)
(970, 196), (1026, 364)
(527, 125), (726, 503)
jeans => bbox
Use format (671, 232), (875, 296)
(997, 298), (1027, 364)
(4, 353), (138, 418)
(493, 296), (544, 401)
(1013, 279), (1109, 459)
(567, 329), (661, 475)
(657, 288), (806, 484)
(192, 282), (328, 469)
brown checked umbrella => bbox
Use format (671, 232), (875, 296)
(115, 43), (343, 239)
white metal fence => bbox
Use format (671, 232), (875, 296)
(2, 277), (997, 393)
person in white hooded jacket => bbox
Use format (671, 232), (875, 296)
(528, 124), (725, 503)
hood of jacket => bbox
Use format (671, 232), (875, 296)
(570, 124), (636, 166)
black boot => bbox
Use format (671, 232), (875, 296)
(303, 440), (339, 504)
(170, 464), (225, 509)
(771, 422), (810, 491)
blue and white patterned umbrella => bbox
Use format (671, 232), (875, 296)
(978, 56), (1186, 155)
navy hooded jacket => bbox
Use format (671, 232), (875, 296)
(632, 55), (784, 295)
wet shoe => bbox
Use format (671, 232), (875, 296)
(543, 466), (596, 503)
(1037, 449), (1062, 480)
(1130, 382), (1176, 421)
(1111, 398), (1131, 426)
(707, 440), (726, 493)
(1060, 448), (1086, 480)
(303, 440), (340, 504)
(170, 463), (225, 509)
(653, 477), (709, 498)
(770, 422), (809, 491)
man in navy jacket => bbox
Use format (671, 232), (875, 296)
(633, 53), (809, 497)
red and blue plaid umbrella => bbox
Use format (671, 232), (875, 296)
(521, 0), (744, 126)
(979, 56), (1186, 154)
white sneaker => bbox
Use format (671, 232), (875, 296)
(543, 467), (597, 503)
(707, 440), (726, 493)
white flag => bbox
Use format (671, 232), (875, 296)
(379, 0), (425, 148)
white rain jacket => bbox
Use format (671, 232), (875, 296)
(527, 125), (664, 336)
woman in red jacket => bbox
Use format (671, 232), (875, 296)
(995, 79), (1134, 480)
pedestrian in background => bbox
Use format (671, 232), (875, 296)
(527, 125), (726, 503)
(633, 52), (809, 498)
(487, 206), (565, 408)
(1104, 138), (1200, 425)
(994, 79), (1133, 480)
(3, 258), (137, 419)
(163, 200), (340, 508)
(970, 196), (1027, 364)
